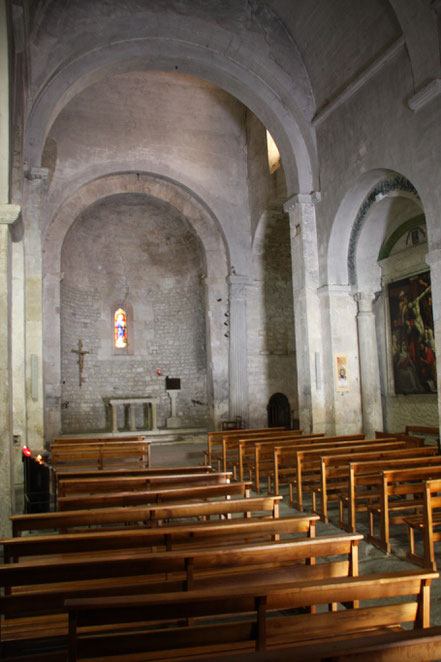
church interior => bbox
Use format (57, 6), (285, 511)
(1, 1), (441, 659)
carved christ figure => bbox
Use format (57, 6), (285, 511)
(71, 339), (90, 387)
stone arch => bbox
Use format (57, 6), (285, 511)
(43, 171), (229, 438)
(327, 170), (423, 289)
(25, 3), (317, 195)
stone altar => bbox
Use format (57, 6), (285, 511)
(109, 398), (158, 433)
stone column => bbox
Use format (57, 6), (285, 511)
(0, 204), (21, 536)
(204, 276), (229, 428)
(23, 166), (48, 449)
(354, 291), (383, 436)
(284, 193), (325, 433)
(227, 274), (249, 425)
(426, 249), (441, 434)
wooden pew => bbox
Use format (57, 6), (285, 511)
(65, 568), (438, 661)
(315, 446), (439, 524)
(256, 435), (424, 496)
(405, 477), (441, 570)
(2, 513), (320, 563)
(236, 433), (329, 490)
(53, 465), (214, 496)
(57, 471), (232, 497)
(288, 441), (406, 512)
(206, 427), (287, 467)
(51, 442), (151, 472)
(204, 625), (441, 661)
(0, 533), (362, 659)
(213, 430), (310, 474)
(338, 454), (441, 534)
(56, 480), (252, 511)
(51, 435), (146, 445)
(270, 437), (398, 501)
(367, 465), (441, 553)
(10, 495), (283, 536)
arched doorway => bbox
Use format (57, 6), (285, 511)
(267, 393), (291, 429)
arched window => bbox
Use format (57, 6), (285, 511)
(114, 307), (128, 349)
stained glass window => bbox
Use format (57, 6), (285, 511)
(114, 307), (128, 348)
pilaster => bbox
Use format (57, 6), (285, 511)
(354, 291), (383, 436)
(23, 166), (48, 448)
(0, 203), (20, 536)
(227, 273), (249, 425)
(284, 192), (324, 433)
(203, 276), (229, 429)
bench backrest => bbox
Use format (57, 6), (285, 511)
(10, 495), (283, 536)
(65, 568), (438, 660)
(2, 514), (320, 562)
(56, 481), (252, 511)
(57, 471), (232, 497)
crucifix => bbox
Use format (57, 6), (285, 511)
(71, 339), (90, 388)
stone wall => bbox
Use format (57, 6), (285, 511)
(60, 192), (208, 432)
(248, 211), (298, 428)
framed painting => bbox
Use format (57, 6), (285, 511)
(388, 271), (436, 394)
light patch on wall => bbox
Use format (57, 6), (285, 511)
(266, 130), (280, 174)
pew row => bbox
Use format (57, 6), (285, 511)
(0, 533), (362, 659)
(2, 513), (320, 563)
(405, 478), (441, 570)
(57, 471), (232, 497)
(206, 427), (287, 468)
(10, 495), (283, 536)
(65, 568), (438, 661)
(314, 446), (439, 525)
(367, 465), (441, 553)
(56, 481), (252, 511)
(338, 454), (441, 533)
(197, 625), (441, 662)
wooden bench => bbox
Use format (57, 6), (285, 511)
(205, 625), (441, 661)
(51, 443), (151, 472)
(235, 433), (329, 490)
(57, 471), (232, 498)
(10, 495), (283, 536)
(211, 430), (310, 474)
(51, 435), (147, 445)
(65, 568), (438, 661)
(405, 477), (441, 570)
(56, 481), (252, 511)
(276, 435), (426, 502)
(405, 425), (440, 451)
(315, 446), (439, 524)
(287, 441), (407, 512)
(338, 454), (441, 534)
(53, 465), (214, 497)
(259, 436), (413, 496)
(206, 427), (287, 468)
(0, 533), (362, 659)
(1, 513), (320, 563)
(367, 465), (441, 553)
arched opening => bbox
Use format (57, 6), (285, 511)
(267, 392), (292, 429)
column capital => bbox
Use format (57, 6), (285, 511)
(426, 248), (441, 268)
(353, 290), (379, 314)
(0, 203), (21, 225)
(284, 192), (321, 213)
(227, 273), (249, 299)
(24, 166), (49, 181)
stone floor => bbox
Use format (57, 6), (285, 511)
(149, 433), (441, 627)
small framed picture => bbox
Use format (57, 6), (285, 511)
(336, 354), (349, 391)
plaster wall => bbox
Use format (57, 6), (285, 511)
(43, 71), (252, 273)
(318, 48), (441, 266)
(248, 212), (297, 428)
(60, 193), (208, 432)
